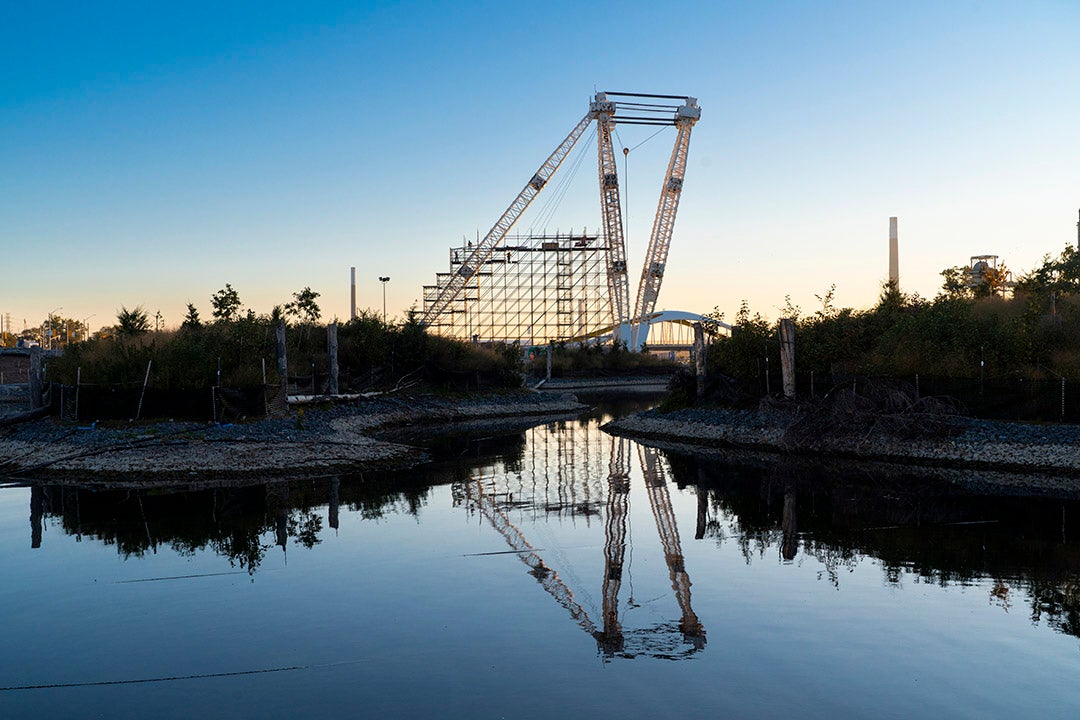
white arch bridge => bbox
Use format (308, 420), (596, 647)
(421, 92), (723, 351)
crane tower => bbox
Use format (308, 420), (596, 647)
(421, 92), (700, 349)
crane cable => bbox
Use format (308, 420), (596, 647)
(526, 124), (597, 236)
(530, 125), (596, 234)
(613, 125), (671, 251)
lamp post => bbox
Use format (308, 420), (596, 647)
(82, 314), (95, 342)
(378, 276), (390, 324)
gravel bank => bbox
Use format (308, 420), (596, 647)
(0, 392), (586, 481)
(605, 406), (1080, 477)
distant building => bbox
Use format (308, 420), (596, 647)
(965, 255), (1014, 296)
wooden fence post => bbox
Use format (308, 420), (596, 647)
(328, 322), (339, 395)
(275, 321), (289, 417)
(782, 485), (798, 561)
(693, 322), (706, 398)
(329, 477), (340, 530)
(779, 318), (796, 399)
(29, 346), (43, 410)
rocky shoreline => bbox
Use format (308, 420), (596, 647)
(604, 406), (1080, 478)
(0, 392), (586, 482)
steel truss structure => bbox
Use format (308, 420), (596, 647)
(422, 92), (700, 348)
(451, 419), (705, 659)
(423, 232), (612, 345)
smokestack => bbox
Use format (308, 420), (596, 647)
(350, 267), (356, 321)
(888, 217), (899, 289)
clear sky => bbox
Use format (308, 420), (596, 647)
(3, 0), (1079, 333)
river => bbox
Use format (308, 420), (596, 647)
(2, 397), (1079, 718)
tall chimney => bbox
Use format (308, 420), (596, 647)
(350, 266), (357, 320)
(888, 217), (899, 289)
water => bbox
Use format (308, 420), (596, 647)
(2, 402), (1080, 718)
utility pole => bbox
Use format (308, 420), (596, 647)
(379, 276), (390, 323)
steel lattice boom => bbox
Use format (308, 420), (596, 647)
(594, 95), (631, 331)
(421, 111), (594, 326)
(631, 99), (699, 348)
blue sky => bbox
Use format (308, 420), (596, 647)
(3, 1), (1079, 332)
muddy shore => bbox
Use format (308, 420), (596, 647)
(0, 392), (586, 482)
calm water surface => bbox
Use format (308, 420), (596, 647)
(2, 402), (1080, 718)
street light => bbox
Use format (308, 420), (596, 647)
(82, 314), (95, 342)
(46, 307), (62, 349)
(378, 276), (390, 323)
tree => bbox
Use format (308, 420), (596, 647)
(117, 306), (150, 336)
(181, 303), (202, 330)
(211, 284), (242, 322)
(940, 266), (972, 299)
(813, 284), (839, 321)
(41, 314), (66, 347)
(284, 287), (321, 324)
(981, 263), (1013, 298)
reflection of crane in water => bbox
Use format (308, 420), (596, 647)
(462, 475), (599, 637)
(639, 445), (705, 647)
(597, 436), (630, 654)
(457, 427), (705, 660)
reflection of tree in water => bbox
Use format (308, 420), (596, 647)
(1027, 577), (1080, 636)
(30, 472), (435, 572)
(27, 424), (534, 571)
(666, 451), (1080, 639)
(289, 510), (323, 548)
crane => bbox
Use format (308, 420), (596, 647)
(421, 91), (701, 349)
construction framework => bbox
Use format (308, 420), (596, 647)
(422, 92), (700, 348)
(422, 232), (613, 345)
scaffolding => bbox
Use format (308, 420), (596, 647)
(422, 232), (612, 346)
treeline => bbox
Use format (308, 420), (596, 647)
(524, 340), (679, 377)
(50, 286), (521, 393)
(707, 244), (1080, 389)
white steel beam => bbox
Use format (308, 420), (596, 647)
(630, 99), (700, 348)
(594, 94), (631, 332)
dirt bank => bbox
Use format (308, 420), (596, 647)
(0, 392), (587, 482)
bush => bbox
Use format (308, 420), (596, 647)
(51, 312), (522, 394)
